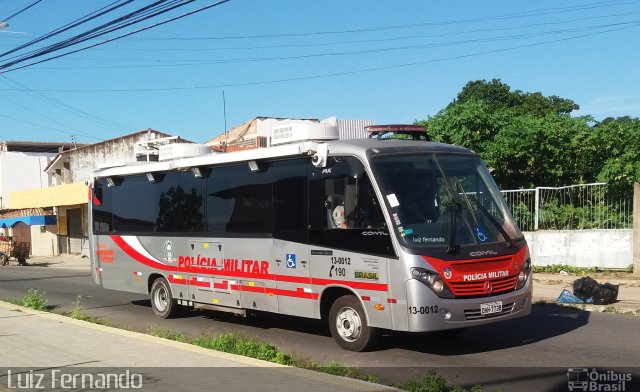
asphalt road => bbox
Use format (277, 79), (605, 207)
(1, 264), (639, 392)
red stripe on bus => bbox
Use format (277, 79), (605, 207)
(168, 275), (187, 284)
(268, 288), (318, 300)
(213, 280), (228, 290)
(110, 235), (388, 292)
(169, 276), (318, 300)
(190, 278), (210, 288)
(310, 278), (387, 292)
(111, 235), (177, 272)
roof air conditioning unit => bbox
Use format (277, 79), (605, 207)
(158, 144), (212, 161)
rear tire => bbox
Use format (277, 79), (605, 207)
(329, 295), (379, 351)
(0, 254), (8, 266)
(150, 277), (177, 319)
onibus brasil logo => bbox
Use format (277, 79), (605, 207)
(567, 368), (632, 391)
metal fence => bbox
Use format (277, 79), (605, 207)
(501, 183), (633, 231)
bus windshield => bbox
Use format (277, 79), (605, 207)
(371, 153), (523, 250)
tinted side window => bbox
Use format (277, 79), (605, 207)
(272, 158), (308, 243)
(92, 180), (112, 233)
(207, 164), (273, 235)
(112, 175), (156, 232)
(155, 171), (205, 233)
(309, 157), (394, 257)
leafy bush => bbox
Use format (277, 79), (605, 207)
(21, 289), (47, 311)
(397, 371), (483, 392)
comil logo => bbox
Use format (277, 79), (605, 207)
(567, 368), (632, 391)
(469, 250), (498, 257)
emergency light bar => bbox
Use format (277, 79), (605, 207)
(365, 124), (430, 141)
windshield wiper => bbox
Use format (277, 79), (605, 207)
(446, 201), (461, 254)
(469, 196), (513, 248)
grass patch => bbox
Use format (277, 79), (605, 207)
(20, 289), (48, 311)
(147, 327), (378, 382)
(65, 295), (114, 327)
(397, 370), (483, 392)
(532, 264), (598, 275)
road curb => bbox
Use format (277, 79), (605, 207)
(0, 300), (399, 392)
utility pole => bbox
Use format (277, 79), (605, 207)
(633, 182), (640, 276)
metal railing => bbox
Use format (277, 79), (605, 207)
(501, 183), (633, 231)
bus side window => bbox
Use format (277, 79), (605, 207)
(308, 156), (394, 257)
(324, 178), (385, 230)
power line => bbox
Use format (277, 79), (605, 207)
(0, 0), (232, 73)
(0, 75), (135, 132)
(0, 0), (45, 23)
(19, 9), (640, 57)
(2, 20), (635, 93)
(0, 1), (180, 62)
(0, 0), (133, 59)
(111, 0), (640, 41)
(0, 111), (104, 141)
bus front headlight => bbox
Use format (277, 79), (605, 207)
(410, 267), (454, 298)
(516, 258), (531, 290)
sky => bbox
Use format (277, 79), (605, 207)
(0, 0), (639, 145)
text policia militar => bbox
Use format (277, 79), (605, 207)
(178, 255), (269, 275)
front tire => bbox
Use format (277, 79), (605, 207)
(329, 295), (379, 351)
(0, 254), (8, 266)
(150, 277), (177, 319)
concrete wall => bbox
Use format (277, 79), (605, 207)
(524, 229), (633, 269)
(30, 224), (58, 256)
(69, 130), (169, 183)
(0, 151), (55, 208)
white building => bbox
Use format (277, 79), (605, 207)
(0, 141), (77, 256)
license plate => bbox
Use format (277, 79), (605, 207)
(480, 301), (503, 315)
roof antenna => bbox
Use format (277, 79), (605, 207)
(223, 90), (228, 152)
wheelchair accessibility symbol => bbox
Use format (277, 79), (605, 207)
(474, 226), (488, 242)
(286, 254), (296, 269)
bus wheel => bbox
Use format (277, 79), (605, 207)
(329, 295), (379, 352)
(150, 277), (177, 319)
(0, 254), (8, 266)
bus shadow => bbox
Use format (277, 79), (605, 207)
(377, 304), (590, 354)
(129, 301), (585, 354)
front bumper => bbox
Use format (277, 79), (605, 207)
(405, 277), (532, 332)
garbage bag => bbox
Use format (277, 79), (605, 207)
(556, 289), (587, 304)
(572, 276), (599, 301)
(592, 283), (619, 305)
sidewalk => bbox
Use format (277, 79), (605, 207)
(0, 301), (397, 392)
(532, 271), (640, 313)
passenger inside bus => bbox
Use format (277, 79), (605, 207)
(327, 193), (386, 230)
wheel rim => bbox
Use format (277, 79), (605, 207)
(153, 285), (168, 312)
(335, 306), (362, 342)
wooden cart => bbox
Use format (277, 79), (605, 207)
(0, 238), (29, 266)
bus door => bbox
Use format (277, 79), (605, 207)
(272, 240), (313, 317)
(308, 156), (394, 319)
(271, 159), (315, 317)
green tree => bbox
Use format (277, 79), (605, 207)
(419, 79), (591, 189)
(591, 116), (640, 191)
